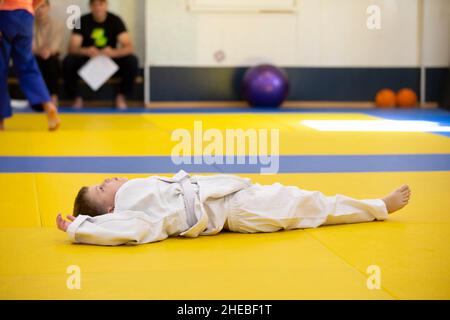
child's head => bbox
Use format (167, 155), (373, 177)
(73, 177), (128, 217)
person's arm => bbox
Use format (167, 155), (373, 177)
(32, 37), (38, 55)
(101, 32), (134, 59)
(32, 26), (51, 59)
(57, 211), (170, 246)
(68, 33), (99, 57)
(49, 22), (64, 55)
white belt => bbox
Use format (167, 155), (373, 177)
(158, 170), (198, 228)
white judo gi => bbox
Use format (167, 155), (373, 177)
(67, 170), (388, 246)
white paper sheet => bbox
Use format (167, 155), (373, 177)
(78, 55), (119, 91)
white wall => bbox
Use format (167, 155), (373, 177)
(423, 0), (450, 67)
(146, 0), (450, 68)
(45, 0), (450, 69)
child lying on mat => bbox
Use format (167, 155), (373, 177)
(57, 170), (411, 246)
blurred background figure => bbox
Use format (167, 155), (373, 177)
(33, 0), (64, 107)
(0, 0), (60, 131)
(63, 0), (138, 110)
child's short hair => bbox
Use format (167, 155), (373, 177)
(73, 187), (103, 217)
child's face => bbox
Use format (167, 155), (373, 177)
(87, 177), (128, 213)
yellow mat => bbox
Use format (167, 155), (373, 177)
(1, 113), (449, 156)
(0, 112), (449, 299)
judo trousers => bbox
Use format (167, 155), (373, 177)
(0, 10), (51, 119)
(224, 183), (388, 233)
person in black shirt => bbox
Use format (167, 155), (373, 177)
(63, 0), (138, 110)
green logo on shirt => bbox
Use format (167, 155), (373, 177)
(91, 28), (108, 47)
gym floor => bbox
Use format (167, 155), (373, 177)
(0, 108), (449, 299)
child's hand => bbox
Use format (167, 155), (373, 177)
(56, 214), (75, 232)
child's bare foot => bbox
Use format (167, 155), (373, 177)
(382, 185), (411, 214)
(43, 102), (61, 131)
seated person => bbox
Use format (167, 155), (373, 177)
(57, 170), (411, 246)
(63, 0), (138, 110)
(33, 0), (64, 107)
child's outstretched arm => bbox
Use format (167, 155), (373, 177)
(57, 214), (76, 232)
(56, 211), (172, 246)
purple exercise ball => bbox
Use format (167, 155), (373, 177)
(242, 64), (290, 108)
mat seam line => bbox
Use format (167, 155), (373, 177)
(304, 230), (400, 300)
(32, 174), (43, 228)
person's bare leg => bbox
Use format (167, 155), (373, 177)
(51, 95), (59, 107)
(0, 118), (4, 131)
(43, 101), (61, 131)
(115, 94), (128, 110)
(382, 185), (411, 214)
(73, 97), (83, 110)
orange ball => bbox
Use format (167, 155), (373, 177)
(375, 89), (396, 108)
(397, 88), (418, 108)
